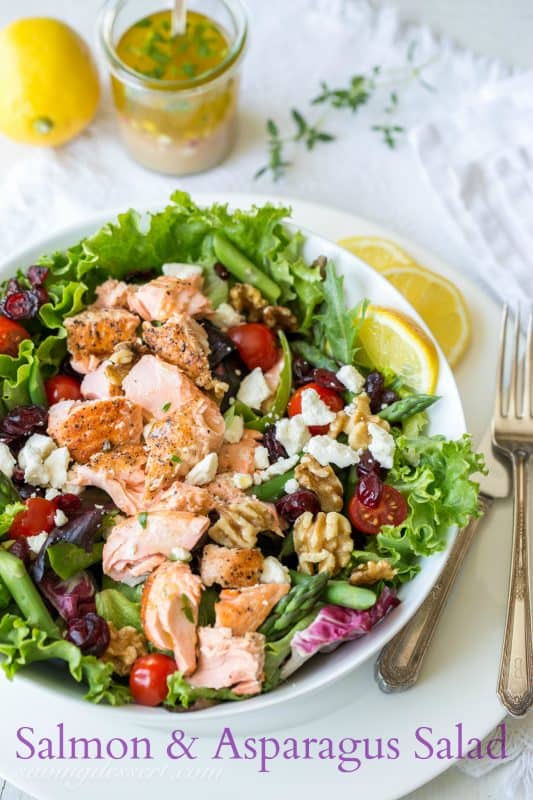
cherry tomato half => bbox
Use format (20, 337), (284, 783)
(287, 381), (344, 434)
(45, 375), (82, 405)
(0, 316), (30, 357)
(9, 497), (56, 540)
(129, 653), (177, 707)
(348, 485), (408, 535)
(227, 323), (279, 372)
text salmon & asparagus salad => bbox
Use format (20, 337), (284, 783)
(0, 193), (484, 709)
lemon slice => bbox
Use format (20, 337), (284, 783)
(339, 236), (471, 367)
(357, 305), (439, 394)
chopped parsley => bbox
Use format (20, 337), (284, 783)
(138, 512), (148, 529)
(162, 402), (172, 412)
(170, 454), (182, 464)
(181, 593), (194, 623)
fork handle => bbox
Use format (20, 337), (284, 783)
(498, 450), (533, 717)
(375, 494), (493, 693)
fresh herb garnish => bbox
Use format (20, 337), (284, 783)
(138, 512), (148, 529)
(170, 454), (182, 464)
(255, 42), (436, 180)
(181, 593), (194, 623)
(162, 402), (172, 412)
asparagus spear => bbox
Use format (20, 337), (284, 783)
(378, 394), (439, 422)
(291, 340), (338, 372)
(253, 469), (295, 502)
(213, 232), (281, 303)
(0, 549), (59, 638)
(259, 572), (328, 641)
(290, 570), (377, 610)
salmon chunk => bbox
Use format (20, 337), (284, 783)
(188, 627), (265, 695)
(123, 355), (211, 420)
(148, 481), (212, 514)
(200, 544), (264, 589)
(128, 275), (212, 321)
(47, 398), (143, 463)
(80, 361), (123, 400)
(141, 561), (202, 676)
(144, 398), (225, 495)
(103, 511), (209, 586)
(70, 443), (146, 515)
(92, 279), (131, 309)
(218, 429), (263, 475)
(65, 308), (140, 374)
(215, 583), (290, 636)
(143, 314), (212, 389)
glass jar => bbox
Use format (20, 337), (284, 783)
(99, 0), (247, 175)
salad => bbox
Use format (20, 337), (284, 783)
(0, 192), (484, 710)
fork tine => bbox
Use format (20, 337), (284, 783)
(525, 309), (533, 418)
(510, 308), (521, 417)
(497, 305), (509, 418)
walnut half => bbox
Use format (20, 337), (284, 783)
(209, 498), (282, 548)
(349, 560), (397, 586)
(100, 622), (148, 676)
(330, 392), (390, 450)
(295, 454), (343, 512)
(229, 283), (267, 321)
(294, 511), (353, 576)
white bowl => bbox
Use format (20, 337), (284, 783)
(0, 202), (465, 729)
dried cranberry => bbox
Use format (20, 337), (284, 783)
(212, 353), (248, 413)
(263, 425), (288, 462)
(3, 291), (39, 320)
(276, 490), (321, 524)
(65, 613), (110, 656)
(214, 261), (230, 280)
(202, 319), (236, 368)
(0, 405), (48, 439)
(9, 537), (30, 567)
(381, 389), (399, 407)
(33, 286), (49, 306)
(364, 370), (385, 413)
(356, 472), (383, 508)
(53, 493), (82, 514)
(311, 368), (345, 393)
(356, 450), (381, 478)
(292, 355), (313, 387)
(5, 278), (21, 296)
(27, 266), (48, 286)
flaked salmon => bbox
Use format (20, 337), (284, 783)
(122, 355), (213, 420)
(141, 560), (202, 676)
(142, 313), (212, 389)
(103, 511), (209, 586)
(70, 443), (146, 515)
(47, 398), (143, 463)
(80, 361), (123, 400)
(214, 583), (290, 636)
(200, 544), (264, 588)
(64, 308), (140, 374)
(188, 627), (265, 695)
(148, 480), (212, 515)
(92, 279), (131, 309)
(218, 429), (263, 475)
(128, 275), (212, 321)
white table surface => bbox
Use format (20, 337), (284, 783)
(0, 1), (532, 799)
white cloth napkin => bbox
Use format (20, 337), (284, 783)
(0, 0), (530, 796)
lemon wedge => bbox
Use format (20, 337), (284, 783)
(357, 305), (440, 394)
(339, 236), (471, 367)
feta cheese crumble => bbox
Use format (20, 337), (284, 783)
(305, 435), (360, 468)
(185, 452), (218, 486)
(284, 478), (300, 494)
(53, 509), (69, 527)
(169, 546), (192, 562)
(0, 443), (16, 479)
(17, 435), (71, 489)
(253, 454), (300, 485)
(260, 556), (290, 585)
(232, 472), (253, 490)
(26, 532), (48, 555)
(254, 446), (270, 470)
(275, 415), (310, 456)
(236, 367), (271, 410)
(162, 262), (203, 280)
(368, 422), (396, 469)
(224, 414), (244, 444)
(336, 365), (365, 394)
(211, 302), (244, 329)
(300, 388), (336, 427)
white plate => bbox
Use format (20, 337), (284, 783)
(0, 195), (507, 800)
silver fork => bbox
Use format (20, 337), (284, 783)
(492, 305), (533, 717)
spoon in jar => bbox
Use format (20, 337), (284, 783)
(171, 0), (187, 36)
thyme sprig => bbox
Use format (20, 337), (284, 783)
(255, 43), (436, 180)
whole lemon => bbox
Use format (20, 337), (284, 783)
(0, 17), (100, 147)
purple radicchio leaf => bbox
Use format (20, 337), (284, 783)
(39, 570), (96, 622)
(31, 508), (105, 583)
(280, 587), (400, 680)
